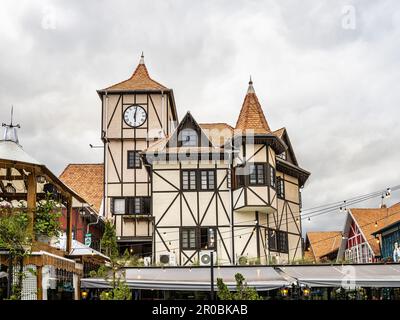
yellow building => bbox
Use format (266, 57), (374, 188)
(98, 55), (310, 265)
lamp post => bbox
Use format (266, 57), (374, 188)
(210, 251), (215, 301)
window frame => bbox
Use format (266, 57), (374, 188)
(181, 169), (217, 192)
(181, 170), (197, 191)
(111, 197), (126, 215)
(200, 170), (216, 191)
(200, 227), (217, 250)
(127, 150), (142, 169)
(179, 128), (198, 147)
(268, 229), (288, 253)
(248, 163), (266, 186)
(125, 197), (151, 215)
(276, 177), (285, 199)
(269, 166), (276, 189)
(181, 227), (197, 250)
(277, 231), (289, 253)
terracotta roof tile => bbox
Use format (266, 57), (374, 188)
(350, 202), (400, 255)
(273, 127), (286, 139)
(235, 81), (271, 133)
(306, 231), (342, 262)
(103, 55), (168, 91)
(59, 164), (104, 213)
(199, 123), (233, 146)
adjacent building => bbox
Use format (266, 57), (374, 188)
(337, 202), (400, 263)
(99, 55), (310, 265)
(59, 164), (105, 251)
(304, 231), (342, 263)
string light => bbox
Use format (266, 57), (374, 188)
(374, 221), (378, 228)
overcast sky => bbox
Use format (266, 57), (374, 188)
(0, 0), (399, 232)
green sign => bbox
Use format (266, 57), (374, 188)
(85, 233), (92, 247)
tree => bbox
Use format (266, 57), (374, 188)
(0, 206), (32, 300)
(92, 220), (132, 300)
(100, 220), (118, 259)
(217, 273), (262, 300)
(34, 195), (62, 238)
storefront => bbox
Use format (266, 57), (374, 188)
(80, 264), (400, 300)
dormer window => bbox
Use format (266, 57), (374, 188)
(179, 129), (198, 146)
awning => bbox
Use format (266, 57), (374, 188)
(277, 264), (400, 288)
(81, 266), (289, 291)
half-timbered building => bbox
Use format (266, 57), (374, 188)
(97, 54), (178, 256)
(99, 55), (310, 265)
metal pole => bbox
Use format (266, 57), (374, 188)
(210, 252), (215, 300)
(7, 253), (13, 299)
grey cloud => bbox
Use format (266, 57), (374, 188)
(0, 0), (399, 234)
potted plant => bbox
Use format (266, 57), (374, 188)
(34, 195), (62, 244)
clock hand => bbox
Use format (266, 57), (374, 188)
(134, 107), (138, 122)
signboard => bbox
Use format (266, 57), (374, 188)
(85, 233), (92, 247)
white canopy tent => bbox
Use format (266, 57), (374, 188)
(81, 264), (400, 291)
(81, 266), (290, 291)
(276, 264), (400, 288)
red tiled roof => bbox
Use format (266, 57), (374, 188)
(59, 164), (104, 213)
(235, 81), (271, 133)
(199, 123), (233, 146)
(350, 202), (400, 255)
(103, 56), (168, 91)
(306, 231), (342, 262)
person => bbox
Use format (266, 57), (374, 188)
(393, 242), (400, 262)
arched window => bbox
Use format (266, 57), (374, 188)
(179, 128), (198, 146)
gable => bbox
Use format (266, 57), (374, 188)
(273, 128), (298, 166)
(167, 112), (213, 149)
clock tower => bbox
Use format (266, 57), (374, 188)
(97, 54), (178, 257)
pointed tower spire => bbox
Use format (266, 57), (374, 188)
(247, 75), (255, 94)
(2, 106), (20, 144)
(103, 52), (168, 91)
(235, 77), (271, 134)
(139, 51), (145, 65)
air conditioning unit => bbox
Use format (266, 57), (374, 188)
(143, 256), (152, 267)
(199, 251), (216, 266)
(159, 252), (176, 266)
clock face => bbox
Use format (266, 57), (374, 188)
(123, 105), (147, 128)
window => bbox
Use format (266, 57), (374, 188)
(249, 164), (265, 185)
(269, 166), (276, 189)
(182, 170), (197, 190)
(200, 227), (216, 250)
(234, 167), (246, 189)
(200, 170), (215, 190)
(126, 197), (151, 215)
(180, 129), (198, 147)
(268, 230), (277, 251)
(127, 151), (141, 169)
(277, 231), (288, 253)
(277, 177), (285, 199)
(181, 228), (197, 250)
(268, 230), (288, 253)
(112, 198), (125, 214)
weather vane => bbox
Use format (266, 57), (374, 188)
(2, 106), (20, 128)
